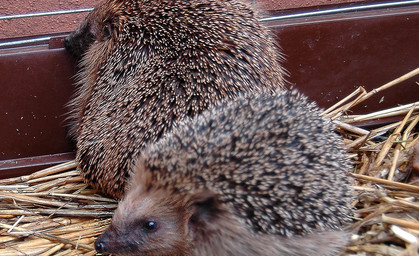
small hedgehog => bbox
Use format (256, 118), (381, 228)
(65, 0), (286, 198)
(95, 90), (354, 256)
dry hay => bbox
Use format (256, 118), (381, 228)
(0, 161), (116, 255)
(0, 68), (418, 255)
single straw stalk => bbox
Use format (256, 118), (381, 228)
(385, 105), (417, 180)
(0, 160), (77, 185)
(348, 67), (419, 110)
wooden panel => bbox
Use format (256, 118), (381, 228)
(267, 4), (419, 117)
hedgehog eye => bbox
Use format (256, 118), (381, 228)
(142, 220), (158, 232)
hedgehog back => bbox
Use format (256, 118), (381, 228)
(141, 90), (354, 237)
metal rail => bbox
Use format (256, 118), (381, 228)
(1, 0), (418, 48)
(260, 0), (419, 22)
(0, 36), (52, 48)
(0, 8), (93, 20)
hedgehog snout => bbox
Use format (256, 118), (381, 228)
(64, 36), (70, 49)
(64, 36), (73, 55)
(94, 227), (117, 253)
(95, 224), (141, 254)
(64, 34), (81, 59)
(94, 235), (106, 253)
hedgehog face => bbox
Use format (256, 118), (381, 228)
(95, 190), (191, 255)
(95, 159), (229, 255)
(65, 0), (122, 58)
(64, 11), (99, 58)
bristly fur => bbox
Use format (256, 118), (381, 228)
(65, 0), (286, 198)
(95, 90), (354, 256)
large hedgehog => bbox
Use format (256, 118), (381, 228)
(65, 0), (286, 198)
(95, 90), (354, 256)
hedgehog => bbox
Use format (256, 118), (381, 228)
(64, 0), (286, 199)
(94, 90), (354, 256)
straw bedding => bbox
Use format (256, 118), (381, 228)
(0, 68), (418, 255)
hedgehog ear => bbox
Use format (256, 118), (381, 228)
(188, 191), (221, 227)
(102, 18), (121, 41)
(102, 21), (113, 39)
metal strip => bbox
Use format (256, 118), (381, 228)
(260, 0), (419, 22)
(1, 1), (418, 22)
(0, 36), (51, 48)
(0, 8), (93, 20)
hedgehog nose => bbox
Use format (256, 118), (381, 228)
(64, 36), (70, 50)
(94, 238), (106, 253)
